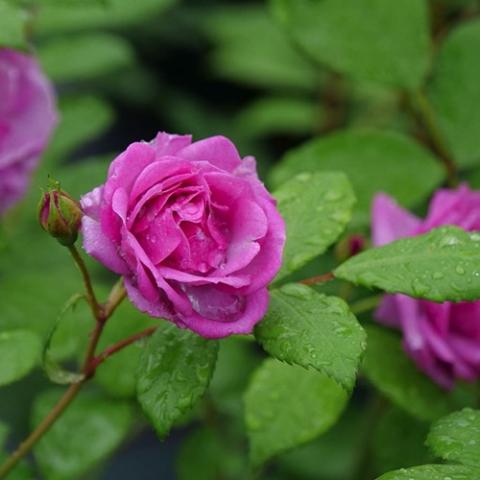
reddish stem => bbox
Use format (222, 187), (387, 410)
(299, 272), (335, 286)
(87, 326), (158, 376)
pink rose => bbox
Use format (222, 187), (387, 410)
(81, 133), (286, 338)
(372, 185), (480, 389)
(0, 49), (57, 215)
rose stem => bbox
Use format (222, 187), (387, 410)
(299, 271), (335, 286)
(0, 382), (84, 478)
(409, 90), (459, 187)
(350, 295), (383, 315)
(67, 245), (102, 319)
(87, 326), (158, 375)
(0, 322), (155, 479)
(0, 253), (130, 478)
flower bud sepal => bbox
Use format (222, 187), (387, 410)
(38, 180), (83, 246)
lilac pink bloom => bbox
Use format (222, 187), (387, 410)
(372, 185), (480, 389)
(81, 133), (286, 338)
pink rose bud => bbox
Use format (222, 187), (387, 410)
(39, 183), (83, 246)
(0, 49), (57, 216)
(81, 133), (286, 338)
(371, 185), (480, 389)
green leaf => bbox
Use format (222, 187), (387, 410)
(137, 322), (219, 438)
(373, 406), (434, 475)
(95, 300), (157, 398)
(274, 171), (355, 280)
(363, 325), (451, 421)
(376, 464), (480, 480)
(427, 408), (480, 467)
(0, 1), (28, 49)
(33, 389), (133, 479)
(335, 226), (480, 302)
(39, 33), (135, 83)
(0, 330), (42, 386)
(255, 284), (365, 390)
(203, 5), (318, 91)
(428, 20), (480, 168)
(270, 129), (444, 227)
(271, 0), (430, 89)
(36, 0), (176, 34)
(244, 358), (348, 466)
(237, 96), (317, 138)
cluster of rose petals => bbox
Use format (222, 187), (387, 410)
(372, 185), (480, 389)
(81, 133), (285, 338)
(0, 49), (57, 215)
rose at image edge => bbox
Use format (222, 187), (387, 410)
(0, 48), (58, 216)
(372, 185), (480, 389)
(81, 132), (286, 339)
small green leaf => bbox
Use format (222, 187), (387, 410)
(39, 33), (135, 83)
(274, 171), (355, 280)
(270, 129), (444, 227)
(137, 322), (218, 438)
(0, 1), (29, 49)
(428, 20), (480, 168)
(376, 464), (480, 480)
(33, 389), (133, 479)
(363, 325), (451, 421)
(427, 408), (480, 467)
(271, 0), (430, 89)
(0, 330), (42, 386)
(335, 226), (480, 302)
(255, 284), (365, 390)
(244, 358), (348, 466)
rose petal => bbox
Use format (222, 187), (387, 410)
(178, 287), (269, 339)
(178, 135), (242, 172)
(371, 193), (421, 246)
(422, 184), (480, 232)
(104, 142), (156, 201)
(80, 185), (103, 220)
(375, 295), (402, 328)
(157, 265), (250, 288)
(152, 132), (192, 157)
(232, 196), (286, 293)
(0, 51), (57, 170)
(124, 276), (172, 318)
(81, 216), (129, 275)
